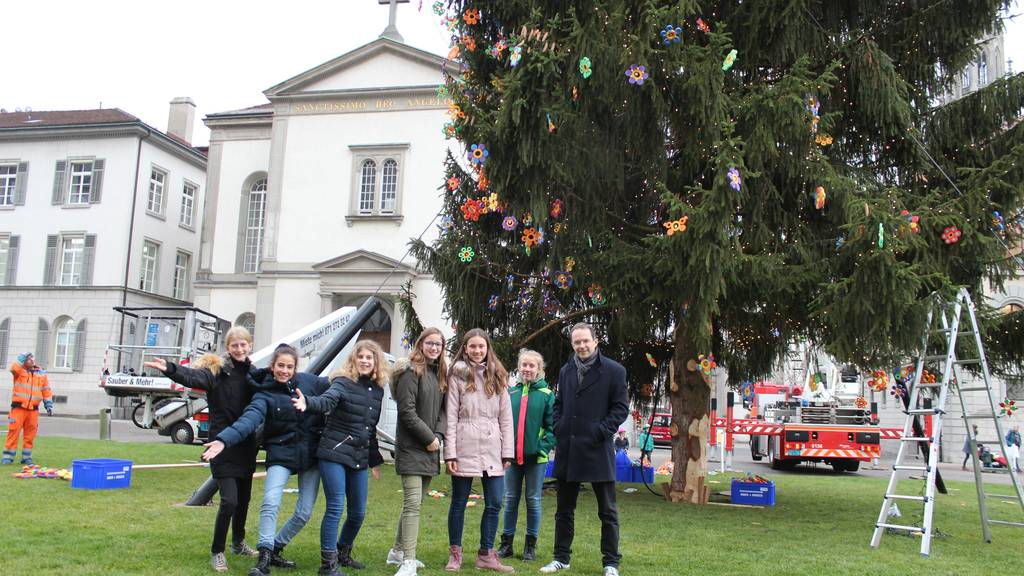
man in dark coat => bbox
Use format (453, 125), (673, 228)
(541, 323), (629, 576)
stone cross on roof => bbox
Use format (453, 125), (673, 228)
(379, 0), (409, 43)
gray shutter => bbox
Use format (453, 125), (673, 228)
(81, 235), (96, 286)
(36, 318), (50, 367)
(43, 235), (58, 285)
(72, 318), (87, 372)
(14, 162), (28, 206)
(51, 160), (66, 205)
(0, 318), (9, 367)
(6, 235), (18, 285)
(89, 159), (104, 204)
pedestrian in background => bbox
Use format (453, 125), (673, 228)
(962, 424), (979, 470)
(1006, 425), (1022, 473)
(639, 424), (655, 467)
(4, 352), (53, 465)
(613, 429), (629, 453)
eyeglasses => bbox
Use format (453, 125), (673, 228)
(423, 341), (444, 348)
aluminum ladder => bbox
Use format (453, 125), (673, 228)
(870, 287), (1024, 557)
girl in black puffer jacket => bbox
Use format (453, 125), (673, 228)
(294, 340), (387, 576)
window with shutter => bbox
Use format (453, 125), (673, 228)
(0, 164), (16, 206)
(53, 316), (77, 370)
(81, 235), (96, 286)
(0, 235), (16, 286)
(180, 181), (197, 228)
(36, 318), (50, 367)
(0, 318), (9, 367)
(67, 161), (93, 205)
(140, 240), (160, 292)
(59, 236), (85, 286)
(51, 160), (67, 205)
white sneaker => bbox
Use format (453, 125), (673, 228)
(387, 548), (404, 566)
(388, 548), (425, 568)
(210, 552), (228, 573)
(604, 567), (620, 576)
(539, 560), (570, 573)
(394, 558), (418, 576)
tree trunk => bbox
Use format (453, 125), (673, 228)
(664, 324), (712, 504)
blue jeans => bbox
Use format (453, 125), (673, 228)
(319, 460), (369, 550)
(258, 465), (320, 551)
(501, 461), (546, 537)
(448, 474), (504, 550)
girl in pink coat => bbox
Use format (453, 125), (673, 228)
(444, 328), (515, 573)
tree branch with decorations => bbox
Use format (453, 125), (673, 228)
(405, 0), (1024, 504)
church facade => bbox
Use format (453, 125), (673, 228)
(194, 36), (456, 353)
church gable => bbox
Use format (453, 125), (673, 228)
(266, 39), (449, 97)
(313, 249), (416, 275)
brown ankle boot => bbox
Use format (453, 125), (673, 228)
(474, 549), (514, 573)
(445, 545), (462, 571)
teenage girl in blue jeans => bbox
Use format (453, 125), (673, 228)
(203, 344), (329, 576)
(293, 340), (386, 576)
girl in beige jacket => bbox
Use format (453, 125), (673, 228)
(444, 328), (514, 573)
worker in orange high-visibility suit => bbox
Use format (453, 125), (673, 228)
(4, 353), (53, 465)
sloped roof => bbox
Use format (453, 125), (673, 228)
(0, 108), (138, 128)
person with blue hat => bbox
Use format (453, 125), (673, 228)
(4, 352), (53, 465)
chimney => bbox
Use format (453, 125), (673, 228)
(167, 97), (196, 144)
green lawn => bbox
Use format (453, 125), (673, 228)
(1, 437), (1019, 575)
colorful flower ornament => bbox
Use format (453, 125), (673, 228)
(432, 1), (445, 16)
(661, 24), (682, 45)
(501, 215), (518, 231)
(663, 215), (689, 236)
(626, 64), (649, 86)
(460, 198), (483, 221)
(698, 354), (717, 377)
(546, 112), (556, 133)
(542, 290), (559, 316)
(549, 199), (563, 219)
(468, 143), (489, 165)
(521, 227), (541, 250)
(462, 35), (477, 52)
(740, 381), (756, 404)
(992, 211), (1006, 234)
(900, 209), (920, 234)
(815, 133), (833, 146)
(447, 45), (461, 61)
(442, 122), (458, 138)
(554, 272), (573, 290)
(722, 49), (738, 70)
(814, 186), (826, 209)
(868, 370), (889, 392)
(463, 8), (480, 25)
(402, 334), (412, 350)
(890, 383), (907, 399)
(855, 396), (869, 409)
(579, 56), (592, 78)
(446, 176), (461, 191)
(878, 222), (885, 248)
(487, 295), (500, 311)
(445, 16), (459, 32)
(458, 246), (475, 262)
(522, 211), (534, 226)
(510, 45), (523, 67)
(646, 353), (658, 368)
(486, 39), (508, 59)
(517, 288), (532, 309)
(483, 193), (499, 213)
(696, 18), (710, 34)
(588, 283), (606, 305)
(1000, 398), (1017, 417)
(727, 167), (742, 191)
(942, 226), (961, 245)
(436, 84), (449, 99)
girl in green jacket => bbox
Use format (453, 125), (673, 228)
(497, 348), (556, 561)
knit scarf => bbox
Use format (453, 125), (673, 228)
(573, 351), (599, 386)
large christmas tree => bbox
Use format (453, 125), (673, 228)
(408, 0), (1024, 502)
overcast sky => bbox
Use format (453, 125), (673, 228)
(3, 0), (1021, 147)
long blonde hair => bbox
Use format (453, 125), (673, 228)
(331, 340), (388, 388)
(402, 327), (448, 392)
(516, 348), (546, 383)
(453, 328), (508, 396)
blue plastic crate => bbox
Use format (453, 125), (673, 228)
(71, 458), (133, 490)
(629, 465), (654, 484)
(731, 478), (775, 506)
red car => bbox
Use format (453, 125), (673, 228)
(648, 413), (672, 445)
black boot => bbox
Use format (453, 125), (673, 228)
(523, 535), (537, 561)
(319, 549), (345, 576)
(497, 533), (514, 558)
(336, 543), (364, 570)
(271, 543), (296, 569)
(249, 548), (272, 576)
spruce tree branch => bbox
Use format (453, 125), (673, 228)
(514, 305), (611, 349)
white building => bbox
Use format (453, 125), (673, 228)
(0, 102), (207, 413)
(194, 21), (454, 354)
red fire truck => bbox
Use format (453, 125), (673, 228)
(719, 381), (899, 472)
